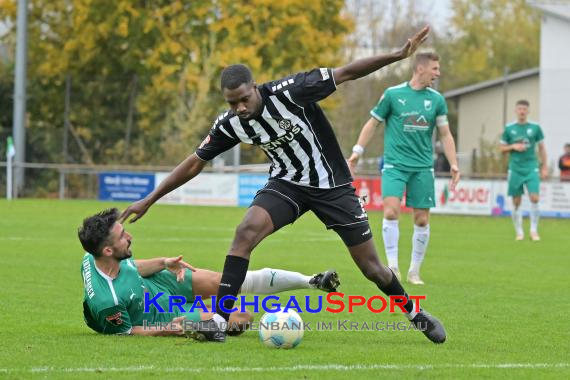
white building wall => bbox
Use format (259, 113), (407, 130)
(539, 13), (570, 175)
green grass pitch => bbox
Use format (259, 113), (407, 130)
(0, 199), (569, 379)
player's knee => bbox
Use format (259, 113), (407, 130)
(234, 220), (265, 247)
(529, 194), (539, 203)
(414, 216), (429, 227)
(383, 207), (399, 220)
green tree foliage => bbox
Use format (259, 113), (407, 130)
(0, 0), (351, 165)
(436, 0), (540, 91)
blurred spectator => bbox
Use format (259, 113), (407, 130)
(559, 143), (570, 182)
(434, 141), (450, 176)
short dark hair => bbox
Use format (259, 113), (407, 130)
(78, 208), (119, 257)
(516, 99), (530, 107)
(413, 52), (440, 70)
(220, 64), (253, 90)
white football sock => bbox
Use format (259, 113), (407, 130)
(409, 224), (430, 274)
(530, 202), (540, 233)
(212, 313), (227, 329)
(512, 208), (523, 236)
(382, 218), (400, 269)
(240, 268), (311, 294)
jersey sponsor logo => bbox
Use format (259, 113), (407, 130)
(277, 119), (292, 131)
(105, 312), (124, 326)
(320, 68), (329, 81)
(403, 113), (429, 132)
(424, 99), (432, 111)
(261, 125), (302, 152)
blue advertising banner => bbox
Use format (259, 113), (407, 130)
(238, 174), (267, 207)
(98, 172), (155, 201)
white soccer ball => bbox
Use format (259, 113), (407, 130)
(258, 310), (304, 349)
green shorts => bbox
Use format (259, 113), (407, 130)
(148, 269), (201, 322)
(148, 269), (195, 302)
(508, 169), (540, 197)
(381, 167), (435, 209)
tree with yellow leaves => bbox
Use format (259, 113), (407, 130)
(0, 0), (351, 166)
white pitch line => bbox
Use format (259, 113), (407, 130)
(1, 363), (567, 374)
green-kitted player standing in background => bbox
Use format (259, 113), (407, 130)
(348, 52), (460, 286)
(500, 100), (548, 241)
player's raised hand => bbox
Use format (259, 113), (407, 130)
(165, 255), (197, 282)
(119, 198), (152, 224)
(400, 25), (430, 59)
(450, 164), (461, 191)
(347, 153), (360, 178)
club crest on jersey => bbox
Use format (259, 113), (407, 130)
(424, 99), (432, 111)
(278, 119), (293, 131)
(527, 128), (534, 137)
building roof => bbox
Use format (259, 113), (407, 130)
(443, 68), (539, 99)
(528, 1), (570, 23)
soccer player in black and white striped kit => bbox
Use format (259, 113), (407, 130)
(121, 25), (446, 344)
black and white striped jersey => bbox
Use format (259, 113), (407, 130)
(195, 67), (352, 189)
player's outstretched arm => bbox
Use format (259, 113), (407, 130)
(333, 25), (429, 85)
(136, 255), (196, 280)
(120, 154), (207, 223)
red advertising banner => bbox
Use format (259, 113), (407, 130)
(352, 177), (411, 212)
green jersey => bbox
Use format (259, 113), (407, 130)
(500, 122), (544, 172)
(81, 253), (198, 335)
(370, 82), (448, 170)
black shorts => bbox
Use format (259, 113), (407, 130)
(250, 179), (372, 247)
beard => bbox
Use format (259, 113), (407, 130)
(116, 243), (133, 260)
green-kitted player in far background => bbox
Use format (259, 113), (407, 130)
(500, 100), (548, 241)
